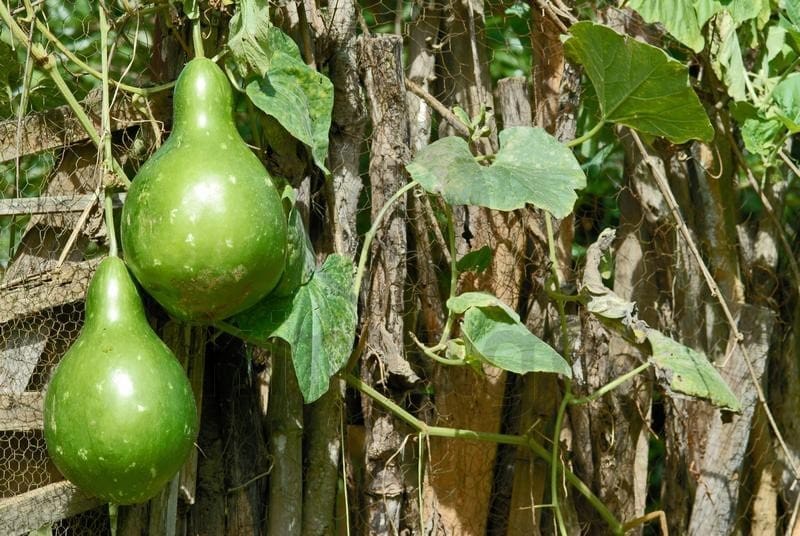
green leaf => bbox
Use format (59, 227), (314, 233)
(224, 255), (357, 403)
(708, 11), (747, 101)
(628, 0), (705, 52)
(272, 202), (315, 297)
(406, 126), (586, 217)
(772, 72), (800, 132)
(785, 0), (800, 29)
(447, 291), (520, 322)
(563, 22), (714, 143)
(456, 246), (493, 274)
(647, 329), (741, 411)
(741, 116), (784, 157)
(227, 0), (272, 77)
(246, 28), (333, 174)
(461, 306), (571, 377)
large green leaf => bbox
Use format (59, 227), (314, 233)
(461, 306), (571, 377)
(223, 255), (357, 403)
(647, 329), (741, 411)
(406, 126), (585, 217)
(563, 22), (714, 143)
(246, 28), (333, 174)
(628, 0), (705, 52)
(772, 72), (800, 132)
(228, 6), (333, 174)
(226, 0), (272, 78)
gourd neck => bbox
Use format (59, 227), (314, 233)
(170, 58), (240, 141)
(84, 257), (149, 330)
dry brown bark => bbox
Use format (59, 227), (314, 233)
(358, 35), (415, 535)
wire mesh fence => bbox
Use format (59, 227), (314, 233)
(0, 0), (798, 534)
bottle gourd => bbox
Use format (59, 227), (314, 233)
(44, 257), (198, 504)
(121, 58), (287, 322)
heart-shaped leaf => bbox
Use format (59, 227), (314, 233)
(406, 126), (586, 217)
(222, 255), (357, 403)
(461, 306), (572, 377)
(647, 329), (741, 412)
(563, 22), (714, 143)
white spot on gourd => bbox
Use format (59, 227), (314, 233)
(228, 175), (237, 184)
(78, 448), (88, 460)
(150, 467), (157, 478)
(232, 265), (247, 282)
(137, 404), (145, 412)
(185, 233), (195, 245)
(170, 209), (178, 223)
(226, 239), (234, 248)
(55, 446), (64, 455)
(153, 259), (162, 267)
(220, 143), (228, 150)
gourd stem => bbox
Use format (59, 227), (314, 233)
(192, 18), (205, 59)
(109, 503), (118, 536)
(105, 192), (118, 258)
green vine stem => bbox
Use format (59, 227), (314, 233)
(408, 199), (465, 366)
(0, 3), (130, 185)
(99, 4), (113, 169)
(570, 362), (652, 406)
(353, 180), (418, 295)
(33, 17), (174, 96)
(100, 4), (118, 259)
(409, 332), (464, 366)
(565, 120), (605, 149)
(437, 201), (459, 348)
(544, 210), (571, 536)
(344, 372), (623, 534)
(552, 391), (571, 536)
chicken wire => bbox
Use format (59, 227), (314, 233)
(0, 0), (798, 534)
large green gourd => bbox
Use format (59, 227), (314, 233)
(121, 58), (287, 322)
(44, 256), (198, 505)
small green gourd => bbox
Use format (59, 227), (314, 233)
(44, 257), (198, 505)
